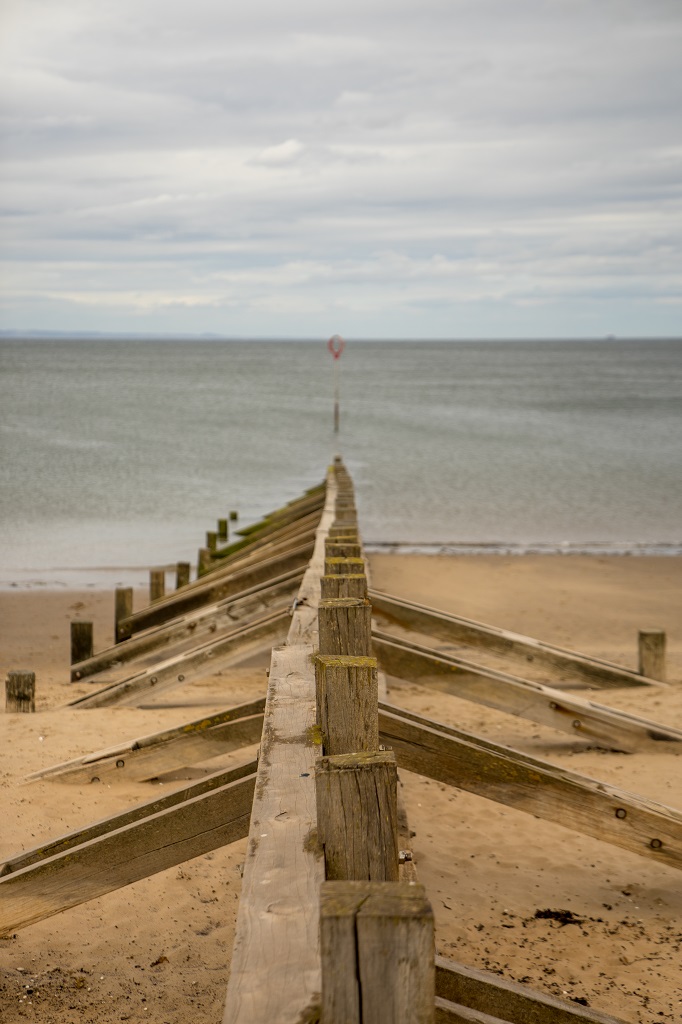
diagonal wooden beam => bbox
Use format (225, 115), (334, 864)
(2, 760), (257, 878)
(370, 590), (664, 690)
(72, 570), (302, 682)
(378, 704), (682, 871)
(435, 955), (628, 1024)
(0, 772), (256, 935)
(27, 698), (265, 783)
(68, 607), (289, 709)
(373, 631), (682, 753)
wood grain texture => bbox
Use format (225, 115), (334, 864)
(370, 590), (665, 690)
(435, 1000), (506, 1024)
(318, 598), (372, 657)
(435, 955), (629, 1024)
(315, 655), (378, 755)
(321, 881), (434, 1024)
(320, 574), (368, 600)
(379, 704), (682, 871)
(373, 631), (682, 753)
(325, 556), (365, 576)
(317, 751), (399, 881)
(5, 671), (35, 713)
(638, 629), (666, 681)
(0, 774), (255, 934)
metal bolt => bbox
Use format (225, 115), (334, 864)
(398, 850), (413, 864)
(572, 720), (581, 729)
(178, 674), (185, 682)
(116, 759), (125, 769)
(549, 701), (558, 710)
(615, 808), (627, 819)
(150, 676), (158, 685)
(650, 838), (663, 850)
(90, 777), (100, 784)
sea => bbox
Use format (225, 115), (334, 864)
(1, 337), (681, 589)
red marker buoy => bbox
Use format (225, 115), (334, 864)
(327, 334), (345, 432)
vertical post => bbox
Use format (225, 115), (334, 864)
(320, 575), (368, 600)
(218, 518), (229, 541)
(206, 530), (218, 552)
(334, 357), (340, 434)
(176, 561), (191, 589)
(229, 510), (239, 521)
(198, 547), (212, 577)
(315, 655), (378, 755)
(115, 587), (133, 643)
(639, 629), (666, 681)
(316, 751), (399, 882)
(6, 671), (36, 713)
(149, 569), (166, 603)
(318, 598), (372, 657)
(70, 621), (93, 665)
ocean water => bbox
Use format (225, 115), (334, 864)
(1, 337), (681, 588)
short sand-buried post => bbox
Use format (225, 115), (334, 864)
(70, 621), (93, 665)
(176, 561), (191, 589)
(315, 655), (379, 755)
(639, 629), (666, 681)
(316, 751), (399, 882)
(197, 547), (212, 577)
(320, 881), (435, 1024)
(149, 569), (166, 603)
(6, 671), (35, 713)
(115, 587), (133, 643)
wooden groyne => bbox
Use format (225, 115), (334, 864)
(1, 460), (679, 1023)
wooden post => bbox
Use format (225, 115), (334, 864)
(229, 510), (238, 521)
(318, 598), (372, 656)
(218, 518), (229, 541)
(320, 575), (368, 600)
(149, 569), (165, 603)
(329, 525), (359, 541)
(320, 881), (435, 1024)
(325, 542), (362, 560)
(197, 547), (212, 577)
(316, 751), (399, 882)
(325, 556), (365, 577)
(176, 562), (191, 589)
(115, 587), (133, 643)
(315, 655), (379, 755)
(70, 622), (93, 665)
(639, 630), (666, 681)
(6, 671), (35, 713)
(206, 530), (218, 552)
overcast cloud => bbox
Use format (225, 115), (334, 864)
(1, 0), (681, 338)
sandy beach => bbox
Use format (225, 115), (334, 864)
(1, 554), (681, 1023)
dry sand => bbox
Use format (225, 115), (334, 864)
(1, 555), (681, 1023)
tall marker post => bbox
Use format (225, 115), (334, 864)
(328, 334), (345, 433)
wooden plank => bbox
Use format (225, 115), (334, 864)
(378, 704), (682, 870)
(28, 699), (265, 783)
(370, 590), (665, 690)
(223, 644), (324, 1024)
(72, 569), (302, 681)
(0, 773), (255, 934)
(435, 998), (505, 1024)
(223, 468), (337, 1022)
(2, 760), (257, 877)
(373, 631), (682, 753)
(435, 955), (629, 1024)
(68, 608), (289, 709)
(119, 540), (314, 638)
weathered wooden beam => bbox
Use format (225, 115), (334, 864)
(434, 999), (506, 1023)
(320, 881), (434, 1024)
(5, 671), (35, 713)
(0, 773), (255, 934)
(373, 631), (682, 753)
(378, 704), (682, 870)
(71, 569), (302, 681)
(28, 698), (265, 783)
(235, 484), (325, 538)
(68, 607), (289, 709)
(325, 541), (362, 559)
(176, 561), (191, 589)
(120, 539), (314, 638)
(320, 573), (368, 600)
(434, 955), (628, 1024)
(317, 751), (399, 881)
(370, 590), (664, 690)
(638, 629), (666, 681)
(150, 568), (166, 602)
(318, 598), (372, 656)
(2, 760), (257, 878)
(315, 655), (378, 755)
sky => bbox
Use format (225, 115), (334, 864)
(1, 0), (681, 339)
